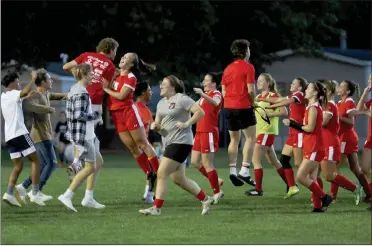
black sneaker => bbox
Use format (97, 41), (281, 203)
(312, 208), (325, 213)
(321, 194), (334, 210)
(245, 189), (263, 196)
(229, 174), (244, 186)
(237, 174), (256, 187)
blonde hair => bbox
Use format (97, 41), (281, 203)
(260, 73), (280, 96)
(323, 80), (338, 97)
(71, 64), (91, 81)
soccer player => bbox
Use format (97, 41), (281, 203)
(62, 37), (118, 179)
(283, 81), (333, 212)
(139, 75), (213, 216)
(320, 80), (360, 204)
(1, 71), (45, 207)
(58, 64), (105, 212)
(222, 39), (256, 187)
(190, 72), (224, 204)
(103, 53), (160, 187)
(246, 73), (289, 196)
(134, 81), (157, 203)
(261, 77), (308, 198)
(15, 69), (67, 202)
(54, 112), (70, 167)
(356, 75), (372, 199)
(334, 80), (372, 202)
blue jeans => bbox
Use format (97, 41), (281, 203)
(23, 140), (57, 191)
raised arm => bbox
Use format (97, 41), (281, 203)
(193, 88), (221, 107)
(20, 71), (37, 98)
(23, 94), (55, 114)
(63, 60), (78, 72)
(103, 77), (133, 100)
(50, 92), (68, 100)
(266, 97), (296, 109)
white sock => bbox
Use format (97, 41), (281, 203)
(85, 189), (93, 200)
(64, 189), (74, 199)
(229, 164), (237, 175)
(239, 162), (251, 177)
(143, 185), (150, 198)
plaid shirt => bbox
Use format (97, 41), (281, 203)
(65, 93), (99, 146)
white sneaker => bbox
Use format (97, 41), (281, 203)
(58, 195), (77, 212)
(212, 191), (224, 205)
(139, 206), (161, 216)
(201, 196), (214, 215)
(81, 198), (105, 209)
(144, 192), (154, 204)
(2, 193), (22, 207)
(15, 184), (27, 205)
(29, 193), (46, 206)
(27, 191), (52, 202)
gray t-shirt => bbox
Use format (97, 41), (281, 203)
(156, 93), (195, 146)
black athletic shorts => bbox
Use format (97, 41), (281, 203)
(163, 144), (192, 164)
(6, 134), (36, 160)
(224, 107), (256, 131)
(148, 130), (162, 144)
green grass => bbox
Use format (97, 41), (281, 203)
(1, 149), (371, 244)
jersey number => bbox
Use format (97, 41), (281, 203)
(112, 82), (119, 91)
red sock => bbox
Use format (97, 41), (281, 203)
(196, 190), (207, 201)
(309, 181), (326, 199)
(369, 183), (372, 191)
(317, 177), (323, 189)
(136, 153), (152, 175)
(254, 168), (264, 192)
(333, 174), (356, 192)
(276, 167), (287, 185)
(284, 168), (296, 187)
(330, 182), (339, 199)
(154, 198), (164, 208)
(199, 167), (208, 177)
(148, 156), (159, 172)
(312, 192), (322, 209)
(207, 170), (220, 194)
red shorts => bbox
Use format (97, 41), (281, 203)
(323, 145), (341, 162)
(340, 139), (358, 155)
(111, 105), (144, 133)
(285, 132), (303, 148)
(364, 138), (372, 149)
(304, 151), (325, 163)
(256, 134), (275, 147)
(192, 131), (219, 154)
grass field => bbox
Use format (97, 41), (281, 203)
(1, 149), (371, 244)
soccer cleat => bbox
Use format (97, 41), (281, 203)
(2, 193), (22, 207)
(321, 194), (334, 211)
(237, 174), (256, 187)
(28, 191), (53, 201)
(354, 183), (361, 205)
(81, 198), (105, 209)
(312, 208), (325, 213)
(58, 195), (77, 212)
(139, 206), (161, 216)
(201, 196), (213, 215)
(284, 186), (300, 199)
(245, 189), (263, 196)
(15, 184), (27, 205)
(29, 193), (46, 206)
(229, 174), (244, 186)
(212, 191), (224, 205)
(144, 192), (155, 204)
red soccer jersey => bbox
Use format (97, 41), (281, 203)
(303, 102), (324, 153)
(322, 100), (340, 148)
(337, 98), (357, 136)
(108, 73), (137, 111)
(365, 99), (372, 141)
(222, 59), (255, 109)
(74, 52), (116, 105)
(196, 90), (222, 132)
(136, 101), (152, 136)
(287, 91), (306, 134)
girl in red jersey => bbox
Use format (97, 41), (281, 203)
(262, 77), (308, 198)
(103, 53), (160, 190)
(62, 38), (119, 180)
(333, 80), (372, 202)
(190, 72), (224, 204)
(356, 75), (372, 202)
(283, 81), (333, 212)
(134, 82), (157, 203)
(320, 80), (360, 205)
(246, 73), (289, 196)
(222, 39), (256, 187)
